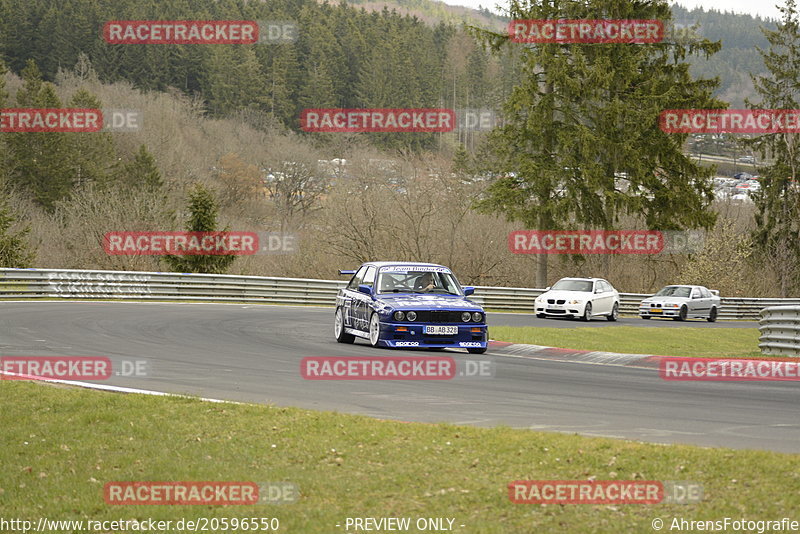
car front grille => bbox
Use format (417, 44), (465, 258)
(547, 299), (566, 305)
(413, 311), (464, 323)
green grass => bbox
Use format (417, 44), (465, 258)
(1, 381), (798, 533)
(489, 326), (761, 358)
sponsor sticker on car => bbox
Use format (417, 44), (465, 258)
(379, 265), (452, 273)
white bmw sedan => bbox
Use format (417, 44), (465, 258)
(534, 277), (620, 321)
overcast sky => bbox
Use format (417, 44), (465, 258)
(442, 0), (783, 21)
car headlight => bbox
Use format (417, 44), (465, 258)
(568, 300), (582, 305)
(406, 311), (417, 321)
(394, 311), (405, 321)
(471, 312), (483, 322)
(461, 312), (472, 322)
(665, 304), (680, 308)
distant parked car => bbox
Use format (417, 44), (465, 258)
(639, 285), (721, 322)
(738, 156), (755, 164)
(534, 277), (619, 321)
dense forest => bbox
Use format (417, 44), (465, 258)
(0, 0), (774, 146)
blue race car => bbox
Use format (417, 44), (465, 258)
(334, 262), (488, 353)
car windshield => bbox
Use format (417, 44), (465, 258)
(551, 279), (593, 292)
(655, 286), (692, 298)
(376, 270), (462, 295)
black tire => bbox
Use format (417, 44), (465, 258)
(368, 312), (382, 347)
(334, 307), (355, 344)
(581, 302), (592, 322)
(606, 302), (619, 322)
(641, 315), (651, 320)
(674, 305), (688, 321)
(707, 307), (718, 322)
(536, 313), (546, 319)
(468, 347), (487, 354)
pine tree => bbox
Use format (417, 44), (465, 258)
(117, 144), (163, 191)
(67, 88), (116, 188)
(0, 189), (35, 267)
(745, 0), (800, 296)
(474, 0), (723, 286)
(6, 60), (75, 210)
(162, 185), (236, 274)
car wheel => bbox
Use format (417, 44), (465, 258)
(707, 307), (718, 322)
(468, 347), (487, 354)
(641, 315), (651, 320)
(334, 307), (355, 344)
(606, 302), (619, 322)
(536, 313), (546, 319)
(581, 302), (592, 322)
(368, 312), (382, 347)
(673, 305), (688, 321)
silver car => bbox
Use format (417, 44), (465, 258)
(639, 285), (721, 322)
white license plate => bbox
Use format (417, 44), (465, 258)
(424, 325), (458, 335)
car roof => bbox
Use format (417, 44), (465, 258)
(557, 277), (605, 282)
(360, 261), (447, 269)
(662, 284), (705, 289)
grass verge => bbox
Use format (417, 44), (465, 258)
(489, 326), (760, 358)
(1, 380), (797, 533)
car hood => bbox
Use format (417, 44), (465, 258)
(641, 296), (688, 304)
(376, 294), (482, 311)
(537, 290), (593, 301)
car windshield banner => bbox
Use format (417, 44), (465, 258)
(379, 265), (452, 273)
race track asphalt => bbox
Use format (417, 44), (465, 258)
(2, 302), (796, 453)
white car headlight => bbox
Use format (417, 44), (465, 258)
(568, 299), (582, 305)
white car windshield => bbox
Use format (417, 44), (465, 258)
(377, 271), (462, 295)
(655, 286), (692, 298)
(551, 279), (593, 292)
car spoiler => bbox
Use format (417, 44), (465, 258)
(339, 270), (356, 275)
(710, 289), (720, 296)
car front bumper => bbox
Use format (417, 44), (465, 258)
(379, 321), (487, 349)
(639, 306), (681, 317)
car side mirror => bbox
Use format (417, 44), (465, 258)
(595, 288), (602, 293)
(357, 284), (373, 297)
(544, 286), (551, 291)
(463, 287), (474, 296)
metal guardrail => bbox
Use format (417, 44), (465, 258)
(2, 268), (799, 320)
(759, 306), (800, 356)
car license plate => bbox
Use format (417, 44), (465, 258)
(650, 308), (662, 313)
(424, 325), (458, 335)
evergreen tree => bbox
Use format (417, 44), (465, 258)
(745, 0), (800, 296)
(117, 144), (163, 191)
(6, 60), (75, 210)
(474, 0), (723, 286)
(67, 88), (116, 188)
(162, 184), (236, 274)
